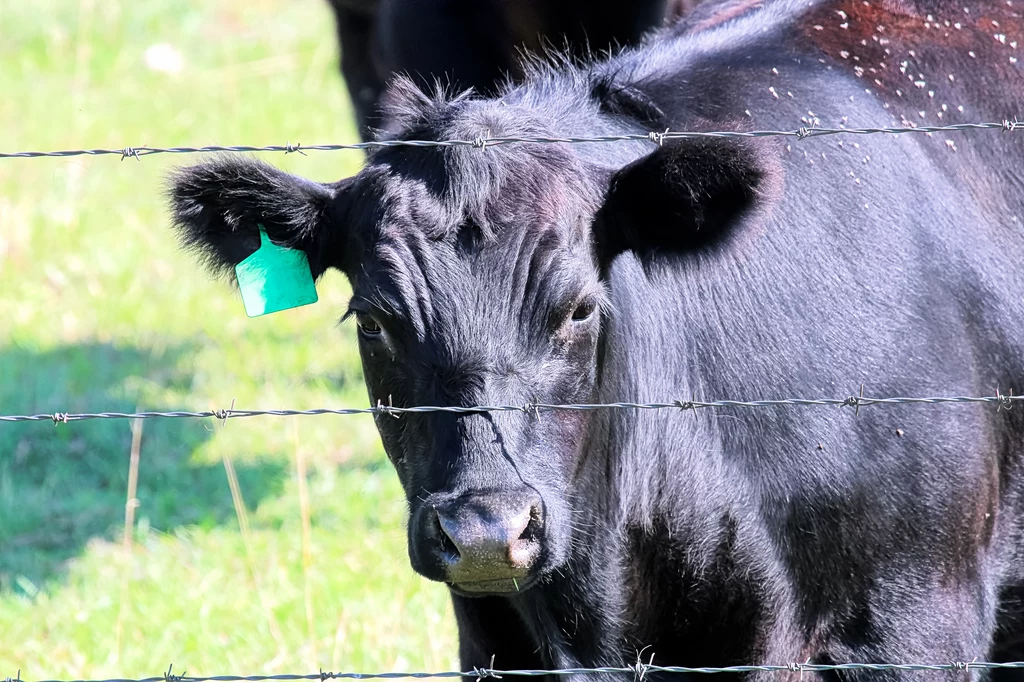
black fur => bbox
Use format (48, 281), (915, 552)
(591, 78), (667, 126)
(595, 138), (767, 260)
(167, 0), (1024, 679)
(323, 0), (692, 142)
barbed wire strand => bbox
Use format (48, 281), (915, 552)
(0, 119), (1020, 160)
(0, 392), (1019, 425)
(13, 659), (1024, 682)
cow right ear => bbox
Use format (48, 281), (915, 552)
(593, 137), (771, 266)
(167, 156), (351, 282)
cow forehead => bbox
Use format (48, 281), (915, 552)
(342, 97), (605, 335)
(365, 208), (593, 313)
(357, 93), (603, 228)
(352, 141), (598, 279)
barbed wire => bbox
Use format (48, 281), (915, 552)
(0, 391), (1019, 425)
(11, 659), (1024, 682)
(0, 119), (1019, 160)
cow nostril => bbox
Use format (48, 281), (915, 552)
(517, 505), (543, 543)
(435, 511), (460, 560)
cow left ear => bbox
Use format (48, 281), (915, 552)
(593, 137), (769, 264)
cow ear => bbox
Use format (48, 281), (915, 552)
(593, 137), (769, 264)
(167, 156), (350, 281)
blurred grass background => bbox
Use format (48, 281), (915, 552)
(0, 0), (457, 675)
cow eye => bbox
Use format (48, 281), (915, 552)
(356, 314), (382, 337)
(571, 298), (597, 322)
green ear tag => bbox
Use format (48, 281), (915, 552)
(234, 228), (319, 318)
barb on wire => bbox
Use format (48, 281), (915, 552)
(1, 393), (1022, 425)
(0, 119), (1018, 160)
(19, 660), (1024, 682)
(632, 648), (655, 682)
(473, 656), (500, 682)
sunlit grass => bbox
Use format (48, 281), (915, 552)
(0, 0), (458, 676)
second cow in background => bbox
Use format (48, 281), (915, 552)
(325, 0), (693, 141)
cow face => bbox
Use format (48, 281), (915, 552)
(338, 139), (608, 596)
(167, 88), (766, 595)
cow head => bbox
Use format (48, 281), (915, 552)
(167, 82), (766, 596)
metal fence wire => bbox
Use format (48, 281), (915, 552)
(9, 660), (1024, 682)
(0, 119), (1019, 160)
(0, 392), (1021, 425)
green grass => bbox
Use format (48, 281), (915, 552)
(0, 0), (457, 676)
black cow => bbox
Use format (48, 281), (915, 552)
(324, 0), (694, 141)
(168, 0), (1024, 677)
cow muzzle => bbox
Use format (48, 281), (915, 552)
(413, 489), (544, 594)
